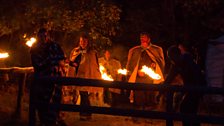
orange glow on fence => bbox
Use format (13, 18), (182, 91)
(0, 53), (9, 59)
(26, 37), (36, 47)
(140, 65), (161, 80)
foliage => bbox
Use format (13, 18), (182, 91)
(0, 0), (122, 66)
(24, 0), (121, 50)
(0, 0), (224, 67)
(0, 0), (24, 37)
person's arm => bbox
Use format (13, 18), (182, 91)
(48, 42), (65, 66)
(30, 46), (51, 71)
(164, 65), (178, 85)
(158, 47), (165, 72)
(126, 49), (134, 76)
(69, 48), (81, 67)
(156, 65), (178, 102)
(31, 54), (50, 69)
(116, 60), (123, 81)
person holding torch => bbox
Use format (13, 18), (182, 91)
(126, 32), (165, 113)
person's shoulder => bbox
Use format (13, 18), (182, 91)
(90, 48), (98, 53)
(71, 47), (80, 53)
(129, 45), (141, 52)
(30, 42), (40, 53)
(151, 44), (163, 50)
(182, 53), (193, 60)
(47, 41), (60, 47)
(98, 57), (105, 61)
(112, 58), (121, 64)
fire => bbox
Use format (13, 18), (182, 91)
(140, 65), (161, 80)
(0, 53), (9, 59)
(118, 68), (127, 75)
(26, 37), (36, 47)
(99, 65), (114, 81)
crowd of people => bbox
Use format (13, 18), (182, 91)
(29, 28), (206, 126)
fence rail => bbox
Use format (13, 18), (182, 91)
(1, 67), (223, 125)
(0, 67), (33, 118)
(31, 76), (224, 126)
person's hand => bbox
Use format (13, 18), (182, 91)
(69, 61), (78, 67)
(151, 63), (156, 68)
(58, 60), (65, 67)
(138, 70), (145, 77)
(72, 62), (78, 67)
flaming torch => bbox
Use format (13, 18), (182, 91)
(118, 69), (128, 75)
(99, 64), (114, 81)
(0, 53), (9, 59)
(140, 65), (161, 80)
(26, 37), (36, 47)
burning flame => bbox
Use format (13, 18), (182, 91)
(118, 69), (127, 75)
(0, 53), (9, 59)
(99, 65), (114, 81)
(140, 65), (161, 80)
(26, 37), (36, 47)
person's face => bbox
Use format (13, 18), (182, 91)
(79, 37), (88, 49)
(140, 35), (150, 48)
(104, 50), (111, 60)
(178, 44), (187, 54)
(38, 32), (48, 43)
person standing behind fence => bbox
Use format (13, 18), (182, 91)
(68, 32), (102, 121)
(162, 45), (206, 126)
(98, 49), (122, 106)
(126, 32), (165, 111)
(126, 32), (165, 124)
(30, 28), (67, 126)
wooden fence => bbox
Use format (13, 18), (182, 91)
(0, 67), (223, 126)
(0, 67), (33, 118)
(30, 76), (224, 126)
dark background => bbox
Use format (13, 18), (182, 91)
(0, 0), (223, 70)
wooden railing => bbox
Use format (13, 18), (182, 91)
(0, 67), (33, 118)
(0, 67), (223, 126)
(29, 76), (224, 126)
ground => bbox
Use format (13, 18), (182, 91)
(0, 83), (223, 126)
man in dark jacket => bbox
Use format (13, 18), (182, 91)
(30, 28), (66, 126)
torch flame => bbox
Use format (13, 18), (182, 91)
(140, 65), (161, 80)
(26, 37), (36, 47)
(99, 65), (114, 81)
(118, 69), (127, 75)
(0, 53), (9, 59)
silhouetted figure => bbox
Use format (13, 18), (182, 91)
(164, 45), (206, 126)
(30, 28), (66, 126)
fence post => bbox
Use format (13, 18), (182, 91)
(166, 91), (174, 126)
(15, 73), (27, 118)
(29, 75), (36, 126)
